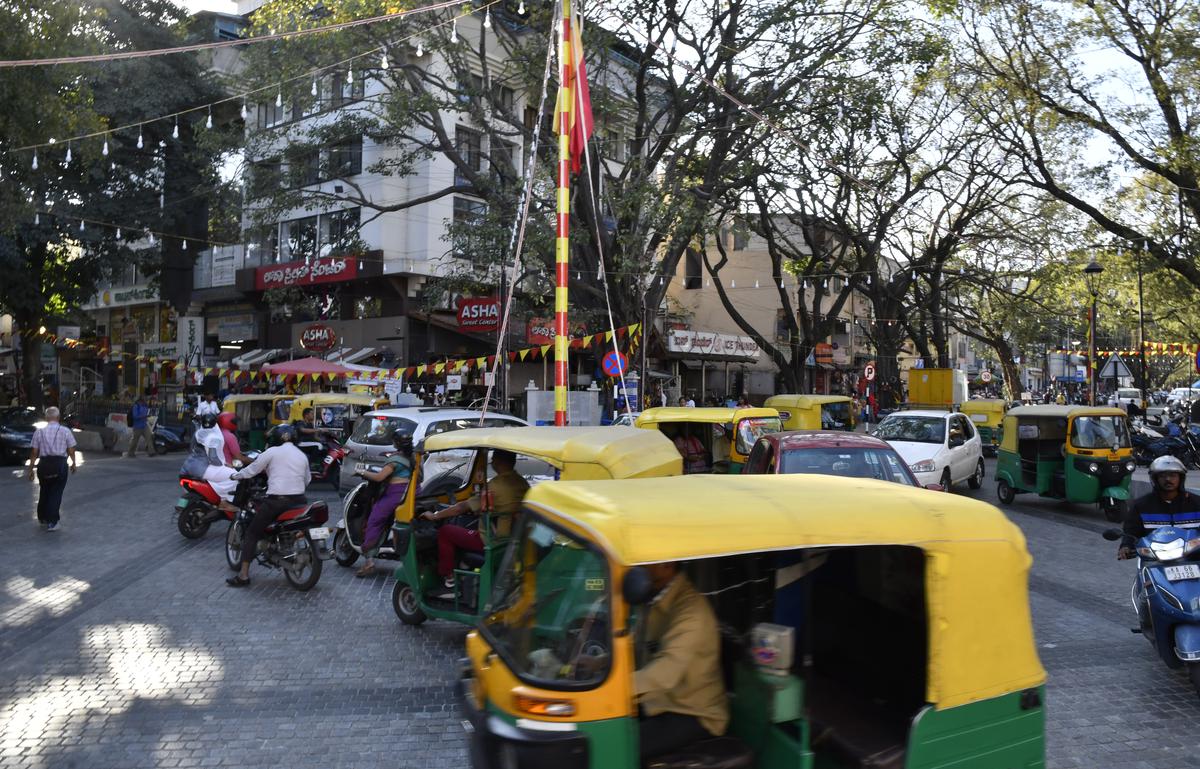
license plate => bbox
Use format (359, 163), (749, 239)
(175, 497), (190, 509)
(355, 462), (367, 473)
(309, 527), (331, 540)
(1164, 565), (1200, 581)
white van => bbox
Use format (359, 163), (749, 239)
(1109, 388), (1145, 410)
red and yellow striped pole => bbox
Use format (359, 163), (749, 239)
(553, 0), (572, 426)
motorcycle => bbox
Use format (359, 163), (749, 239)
(224, 477), (331, 591)
(175, 447), (260, 539)
(153, 423), (188, 454)
(1104, 526), (1200, 694)
(297, 432), (347, 491)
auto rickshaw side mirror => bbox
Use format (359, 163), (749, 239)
(622, 567), (655, 606)
(1101, 528), (1123, 541)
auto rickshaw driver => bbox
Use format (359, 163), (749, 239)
(420, 449), (530, 592)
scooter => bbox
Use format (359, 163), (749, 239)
(175, 451), (260, 539)
(332, 459), (468, 567)
(1104, 526), (1200, 694)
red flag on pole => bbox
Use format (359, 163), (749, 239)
(554, 10), (593, 173)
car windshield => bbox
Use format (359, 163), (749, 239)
(874, 416), (946, 444)
(350, 415), (418, 446)
(483, 516), (611, 689)
(1071, 416), (1132, 449)
(736, 416), (782, 454)
(779, 447), (916, 485)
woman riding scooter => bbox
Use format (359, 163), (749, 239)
(182, 414), (238, 508)
(351, 432), (414, 578)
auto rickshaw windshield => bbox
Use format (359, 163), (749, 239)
(1070, 415), (1132, 449)
(820, 401), (852, 429)
(736, 416), (782, 455)
(483, 515), (612, 689)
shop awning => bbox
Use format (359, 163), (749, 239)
(232, 348), (287, 368)
(325, 347), (387, 365)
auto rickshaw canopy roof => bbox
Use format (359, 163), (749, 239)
(764, 394), (852, 409)
(523, 473), (1046, 710)
(959, 398), (1007, 416)
(422, 426), (682, 480)
(221, 394), (290, 408)
(1004, 404), (1126, 420)
(290, 392), (386, 409)
(634, 406), (780, 427)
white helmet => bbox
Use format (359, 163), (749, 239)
(1149, 455), (1187, 480)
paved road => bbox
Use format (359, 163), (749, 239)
(0, 451), (1196, 768)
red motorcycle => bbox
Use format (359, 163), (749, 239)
(299, 433), (347, 491)
(224, 478), (330, 591)
(175, 475), (234, 539)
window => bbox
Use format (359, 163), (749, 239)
(320, 207), (360, 256)
(288, 148), (320, 187)
(257, 100), (286, 129)
(330, 72), (365, 107)
(683, 248), (702, 290)
(606, 129), (625, 162)
(455, 126), (484, 185)
(453, 196), (487, 225)
(281, 216), (318, 263)
(491, 84), (514, 115)
(490, 139), (516, 174)
(732, 224), (750, 251)
(249, 158), (281, 197)
(458, 73), (486, 106)
(350, 415), (418, 446)
(626, 135), (639, 161)
(245, 225), (279, 265)
(292, 95), (319, 121)
(326, 136), (362, 177)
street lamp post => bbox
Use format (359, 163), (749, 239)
(1082, 257), (1104, 406)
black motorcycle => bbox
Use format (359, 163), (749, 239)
(223, 478), (331, 591)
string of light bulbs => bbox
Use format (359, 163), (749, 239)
(7, 0), (502, 158)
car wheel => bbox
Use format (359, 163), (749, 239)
(968, 459), (985, 490)
(939, 468), (952, 492)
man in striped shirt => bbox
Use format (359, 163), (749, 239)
(27, 407), (77, 531)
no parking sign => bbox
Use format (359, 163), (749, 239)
(602, 350), (628, 378)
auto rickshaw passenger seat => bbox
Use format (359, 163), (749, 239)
(459, 551), (486, 569)
(645, 736), (754, 769)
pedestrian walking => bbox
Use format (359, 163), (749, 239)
(126, 396), (156, 457)
(28, 406), (77, 531)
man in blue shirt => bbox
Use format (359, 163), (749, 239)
(125, 396), (156, 457)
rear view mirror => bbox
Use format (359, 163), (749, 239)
(622, 567), (655, 606)
(1101, 528), (1123, 541)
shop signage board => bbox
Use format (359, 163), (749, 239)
(446, 374), (463, 391)
(300, 323), (337, 352)
(82, 284), (159, 310)
(457, 297), (500, 332)
(814, 343), (834, 365)
(526, 317), (587, 344)
(255, 256), (358, 290)
(667, 329), (760, 360)
(177, 317), (203, 365)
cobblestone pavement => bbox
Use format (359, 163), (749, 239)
(0, 452), (1197, 768)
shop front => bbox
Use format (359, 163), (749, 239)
(665, 327), (765, 402)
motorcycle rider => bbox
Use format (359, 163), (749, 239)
(226, 424), (310, 587)
(184, 414), (239, 509)
(1118, 455), (1200, 559)
(216, 412), (253, 467)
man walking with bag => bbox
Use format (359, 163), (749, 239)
(126, 396), (156, 457)
(28, 407), (77, 531)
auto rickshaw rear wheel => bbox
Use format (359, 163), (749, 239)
(393, 581), (427, 626)
(997, 478), (1015, 505)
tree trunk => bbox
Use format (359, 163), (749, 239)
(17, 319), (43, 409)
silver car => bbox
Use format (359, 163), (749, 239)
(338, 407), (527, 490)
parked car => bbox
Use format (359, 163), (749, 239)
(610, 410), (640, 427)
(1166, 388), (1200, 408)
(742, 430), (924, 486)
(872, 409), (985, 491)
(0, 406), (39, 465)
(338, 407), (526, 490)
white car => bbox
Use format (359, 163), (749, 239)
(872, 410), (985, 491)
(1167, 388), (1200, 408)
(1108, 388), (1145, 411)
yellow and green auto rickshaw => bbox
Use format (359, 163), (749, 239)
(994, 405), (1135, 521)
(634, 407), (782, 473)
(461, 474), (1046, 769)
(221, 394), (292, 450)
(765, 394), (855, 432)
(385, 426), (682, 628)
(960, 399), (1007, 457)
(287, 392), (387, 440)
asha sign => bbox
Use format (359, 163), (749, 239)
(457, 297), (500, 332)
(300, 323), (337, 352)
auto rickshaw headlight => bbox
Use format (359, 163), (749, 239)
(513, 694), (576, 717)
(1088, 462), (1100, 474)
(1126, 461), (1136, 473)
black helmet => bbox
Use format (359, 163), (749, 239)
(392, 432), (414, 453)
(266, 424), (295, 447)
(198, 413), (218, 429)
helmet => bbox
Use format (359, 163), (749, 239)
(198, 413), (218, 429)
(265, 424), (295, 447)
(216, 412), (238, 432)
(392, 432), (414, 453)
(1150, 455), (1187, 480)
